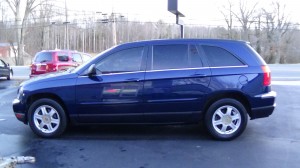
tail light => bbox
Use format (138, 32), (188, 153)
(31, 64), (36, 70)
(261, 65), (271, 86)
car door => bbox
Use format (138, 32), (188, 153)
(0, 60), (9, 77)
(75, 46), (147, 123)
(143, 43), (211, 123)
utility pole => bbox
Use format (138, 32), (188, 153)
(112, 13), (117, 46)
(64, 0), (69, 49)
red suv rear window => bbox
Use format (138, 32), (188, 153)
(35, 52), (52, 62)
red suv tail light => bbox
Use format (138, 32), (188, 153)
(261, 65), (271, 86)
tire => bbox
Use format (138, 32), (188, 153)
(204, 98), (248, 141)
(7, 71), (12, 80)
(28, 98), (68, 138)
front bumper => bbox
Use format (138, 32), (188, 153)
(12, 99), (27, 124)
(250, 91), (276, 119)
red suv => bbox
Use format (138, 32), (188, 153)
(30, 50), (91, 77)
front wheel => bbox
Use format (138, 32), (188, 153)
(204, 98), (248, 141)
(28, 98), (68, 138)
(7, 71), (12, 80)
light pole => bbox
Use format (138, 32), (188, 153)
(168, 0), (185, 38)
(51, 22), (57, 49)
(63, 21), (70, 49)
(64, 0), (69, 49)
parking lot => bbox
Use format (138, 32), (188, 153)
(0, 64), (299, 168)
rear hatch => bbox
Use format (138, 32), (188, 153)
(31, 52), (53, 75)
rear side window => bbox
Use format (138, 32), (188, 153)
(35, 52), (52, 62)
(189, 45), (203, 68)
(202, 45), (244, 67)
(152, 44), (188, 70)
(151, 44), (203, 70)
(57, 52), (69, 62)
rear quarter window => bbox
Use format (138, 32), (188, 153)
(202, 45), (244, 67)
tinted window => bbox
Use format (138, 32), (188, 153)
(57, 52), (69, 62)
(96, 47), (144, 74)
(202, 45), (244, 67)
(152, 45), (189, 70)
(189, 45), (203, 68)
(35, 52), (52, 62)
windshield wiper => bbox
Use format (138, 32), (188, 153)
(40, 60), (48, 63)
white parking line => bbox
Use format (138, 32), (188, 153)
(272, 81), (300, 86)
(273, 77), (300, 79)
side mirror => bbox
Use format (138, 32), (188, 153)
(7, 63), (10, 67)
(87, 64), (97, 77)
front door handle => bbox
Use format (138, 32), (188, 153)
(126, 78), (140, 82)
(190, 74), (206, 77)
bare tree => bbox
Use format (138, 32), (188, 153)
(262, 1), (292, 63)
(4, 0), (46, 65)
(232, 0), (258, 41)
(220, 0), (234, 39)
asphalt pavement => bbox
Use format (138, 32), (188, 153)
(0, 64), (299, 168)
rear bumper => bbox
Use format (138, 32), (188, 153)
(250, 91), (276, 119)
(12, 99), (27, 124)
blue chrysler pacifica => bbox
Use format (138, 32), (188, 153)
(12, 39), (276, 140)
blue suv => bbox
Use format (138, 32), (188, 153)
(12, 39), (276, 140)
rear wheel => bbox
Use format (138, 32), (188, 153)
(204, 98), (248, 140)
(28, 98), (67, 138)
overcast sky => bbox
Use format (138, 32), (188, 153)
(64, 0), (300, 26)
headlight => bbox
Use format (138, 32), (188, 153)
(17, 87), (24, 100)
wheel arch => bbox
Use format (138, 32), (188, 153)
(26, 93), (70, 123)
(203, 91), (251, 117)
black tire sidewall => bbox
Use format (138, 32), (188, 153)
(7, 73), (10, 80)
(205, 98), (248, 141)
(28, 98), (67, 138)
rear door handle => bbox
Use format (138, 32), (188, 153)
(191, 74), (206, 77)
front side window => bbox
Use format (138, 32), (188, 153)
(57, 52), (69, 62)
(95, 47), (144, 74)
(202, 45), (244, 67)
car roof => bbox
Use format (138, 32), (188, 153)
(119, 38), (247, 46)
(113, 39), (249, 50)
(38, 49), (79, 53)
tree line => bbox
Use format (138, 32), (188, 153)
(0, 0), (299, 65)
